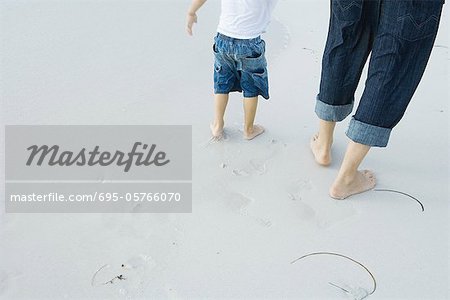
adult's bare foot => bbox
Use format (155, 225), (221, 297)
(310, 133), (332, 166)
(329, 170), (376, 200)
(244, 124), (265, 140)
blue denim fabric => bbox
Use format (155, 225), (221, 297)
(213, 33), (269, 100)
(316, 0), (444, 147)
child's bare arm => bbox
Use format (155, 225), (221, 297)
(186, 0), (207, 36)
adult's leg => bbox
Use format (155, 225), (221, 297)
(311, 120), (335, 166)
(347, 0), (444, 147)
(330, 141), (374, 199)
(331, 0), (443, 199)
(312, 0), (378, 165)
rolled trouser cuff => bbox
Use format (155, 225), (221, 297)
(346, 117), (391, 147)
(315, 97), (353, 122)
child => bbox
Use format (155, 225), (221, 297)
(186, 0), (278, 140)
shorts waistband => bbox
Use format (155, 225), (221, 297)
(216, 33), (261, 44)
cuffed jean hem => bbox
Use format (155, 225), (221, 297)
(315, 97), (353, 122)
(346, 118), (391, 147)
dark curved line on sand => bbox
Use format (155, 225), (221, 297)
(373, 189), (424, 212)
(291, 252), (376, 296)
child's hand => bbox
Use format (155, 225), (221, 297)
(186, 12), (198, 36)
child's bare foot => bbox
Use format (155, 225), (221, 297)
(329, 170), (376, 200)
(310, 133), (332, 166)
(244, 125), (265, 140)
(210, 121), (224, 139)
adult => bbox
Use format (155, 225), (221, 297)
(310, 0), (444, 199)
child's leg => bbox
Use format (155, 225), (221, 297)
(211, 93), (229, 137)
(243, 96), (264, 140)
(310, 119), (335, 166)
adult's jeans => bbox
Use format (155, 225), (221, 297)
(316, 0), (444, 147)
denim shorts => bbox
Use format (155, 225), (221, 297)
(213, 33), (269, 99)
(316, 0), (444, 147)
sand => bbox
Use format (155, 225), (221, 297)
(0, 0), (448, 299)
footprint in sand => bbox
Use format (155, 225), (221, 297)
(287, 180), (316, 220)
(254, 217), (273, 228)
(231, 138), (285, 176)
(225, 192), (253, 216)
(287, 179), (314, 200)
(232, 159), (267, 176)
(293, 201), (316, 221)
(224, 192), (272, 227)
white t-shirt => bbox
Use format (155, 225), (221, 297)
(217, 0), (278, 39)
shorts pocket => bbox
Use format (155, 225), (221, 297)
(214, 60), (235, 92)
(394, 0), (443, 42)
(251, 70), (269, 99)
(332, 0), (363, 22)
(242, 51), (267, 75)
(214, 62), (231, 80)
